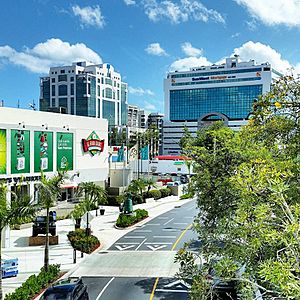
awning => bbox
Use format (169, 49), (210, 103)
(60, 182), (78, 189)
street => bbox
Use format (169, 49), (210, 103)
(70, 200), (198, 300)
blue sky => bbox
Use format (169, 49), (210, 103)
(1, 0), (300, 113)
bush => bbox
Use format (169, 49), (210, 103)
(148, 189), (161, 200)
(4, 264), (60, 300)
(116, 209), (149, 228)
(160, 187), (172, 198)
(180, 193), (194, 199)
(67, 229), (100, 254)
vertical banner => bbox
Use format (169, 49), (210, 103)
(57, 132), (73, 171)
(0, 129), (6, 174)
(140, 145), (149, 160)
(11, 129), (30, 174)
(34, 131), (53, 172)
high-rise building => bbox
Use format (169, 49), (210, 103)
(163, 56), (282, 154)
(147, 112), (164, 155)
(127, 104), (146, 129)
(40, 62), (128, 127)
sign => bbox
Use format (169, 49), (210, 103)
(11, 129), (30, 174)
(34, 131), (53, 172)
(210, 75), (227, 80)
(57, 132), (73, 171)
(0, 129), (6, 174)
(140, 145), (149, 160)
(192, 76), (209, 81)
(82, 131), (104, 156)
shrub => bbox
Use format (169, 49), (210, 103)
(4, 264), (60, 300)
(148, 189), (161, 200)
(160, 188), (172, 198)
(180, 193), (194, 200)
(116, 209), (149, 228)
(67, 229), (100, 254)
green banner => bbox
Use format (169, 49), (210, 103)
(57, 132), (73, 171)
(11, 129), (30, 174)
(34, 131), (53, 172)
(0, 129), (6, 174)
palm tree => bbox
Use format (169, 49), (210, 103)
(36, 172), (65, 271)
(143, 178), (157, 192)
(0, 184), (36, 300)
(127, 179), (147, 203)
(76, 182), (107, 235)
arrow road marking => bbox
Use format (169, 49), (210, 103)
(115, 245), (136, 251)
(146, 245), (167, 251)
(164, 279), (191, 289)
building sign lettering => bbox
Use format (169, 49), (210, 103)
(82, 131), (104, 156)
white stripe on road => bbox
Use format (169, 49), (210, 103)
(115, 242), (140, 245)
(95, 277), (115, 300)
(155, 289), (188, 293)
(145, 242), (173, 245)
(134, 230), (152, 233)
(124, 236), (146, 239)
(163, 218), (174, 226)
(158, 217), (168, 219)
(153, 236), (176, 238)
(162, 229), (180, 232)
(147, 223), (161, 226)
(174, 223), (188, 225)
(135, 238), (147, 251)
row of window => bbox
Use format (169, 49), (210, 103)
(171, 76), (261, 86)
(170, 67), (263, 79)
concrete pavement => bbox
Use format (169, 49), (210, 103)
(2, 195), (194, 297)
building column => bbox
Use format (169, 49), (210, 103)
(1, 186), (11, 248)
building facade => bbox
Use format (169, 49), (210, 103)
(127, 104), (146, 129)
(147, 112), (164, 155)
(40, 62), (128, 127)
(163, 56), (281, 154)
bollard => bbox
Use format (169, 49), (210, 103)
(81, 252), (84, 258)
(73, 249), (76, 264)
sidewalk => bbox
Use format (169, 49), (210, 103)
(2, 195), (193, 297)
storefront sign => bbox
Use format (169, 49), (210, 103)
(192, 76), (209, 81)
(11, 129), (30, 174)
(82, 131), (104, 156)
(57, 132), (73, 171)
(0, 129), (6, 174)
(34, 131), (53, 172)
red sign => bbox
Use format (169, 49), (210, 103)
(82, 131), (104, 156)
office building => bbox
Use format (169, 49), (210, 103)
(147, 112), (164, 155)
(40, 62), (128, 127)
(128, 104), (146, 129)
(163, 56), (282, 154)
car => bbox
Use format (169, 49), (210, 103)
(166, 181), (181, 186)
(32, 211), (56, 237)
(180, 175), (189, 184)
(157, 178), (173, 185)
(1, 254), (18, 278)
(41, 278), (89, 300)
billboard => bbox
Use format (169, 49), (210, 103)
(57, 132), (73, 171)
(0, 129), (6, 174)
(34, 131), (53, 172)
(11, 129), (30, 174)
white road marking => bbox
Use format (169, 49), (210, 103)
(163, 218), (174, 226)
(174, 223), (188, 225)
(124, 236), (146, 239)
(164, 280), (191, 289)
(135, 238), (147, 251)
(115, 242), (139, 245)
(115, 245), (136, 251)
(158, 217), (168, 219)
(134, 230), (152, 233)
(95, 277), (115, 300)
(155, 289), (188, 293)
(153, 236), (176, 238)
(146, 223), (161, 226)
(145, 242), (173, 245)
(146, 245), (167, 251)
(162, 228), (180, 232)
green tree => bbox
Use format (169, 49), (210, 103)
(0, 184), (36, 300)
(76, 182), (107, 235)
(126, 179), (147, 204)
(36, 172), (65, 271)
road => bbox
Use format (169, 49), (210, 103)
(72, 200), (198, 300)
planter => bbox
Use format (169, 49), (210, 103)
(100, 208), (105, 215)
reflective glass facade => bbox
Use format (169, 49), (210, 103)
(103, 100), (115, 126)
(169, 85), (262, 121)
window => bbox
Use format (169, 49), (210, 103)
(58, 75), (67, 82)
(97, 85), (100, 97)
(59, 97), (67, 109)
(105, 88), (112, 99)
(101, 77), (104, 84)
(58, 85), (68, 96)
(98, 78), (100, 84)
(51, 85), (55, 96)
(51, 78), (55, 83)
(60, 70), (65, 74)
(51, 98), (55, 107)
(102, 100), (115, 126)
(71, 97), (74, 115)
(105, 78), (112, 85)
(70, 84), (74, 95)
(70, 77), (74, 82)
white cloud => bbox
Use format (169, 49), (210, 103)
(142, 0), (225, 24)
(129, 86), (155, 96)
(144, 101), (156, 111)
(0, 38), (102, 73)
(72, 5), (105, 28)
(169, 56), (211, 71)
(124, 0), (136, 5)
(181, 42), (203, 57)
(235, 0), (300, 27)
(233, 41), (291, 73)
(145, 43), (167, 56)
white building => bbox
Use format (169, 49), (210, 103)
(0, 107), (108, 247)
(40, 62), (128, 127)
(163, 56), (282, 154)
(128, 104), (146, 129)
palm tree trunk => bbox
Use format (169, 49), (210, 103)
(0, 231), (3, 300)
(44, 207), (49, 272)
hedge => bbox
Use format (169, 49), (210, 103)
(116, 209), (149, 228)
(67, 229), (100, 254)
(4, 264), (61, 300)
(148, 189), (161, 200)
(160, 187), (172, 198)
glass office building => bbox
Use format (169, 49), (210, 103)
(163, 56), (282, 154)
(40, 62), (128, 127)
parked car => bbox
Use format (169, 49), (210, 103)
(157, 178), (173, 185)
(1, 254), (18, 278)
(32, 211), (56, 237)
(180, 175), (189, 184)
(167, 181), (181, 186)
(41, 278), (89, 300)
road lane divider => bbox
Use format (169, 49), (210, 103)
(135, 238), (147, 251)
(96, 277), (115, 300)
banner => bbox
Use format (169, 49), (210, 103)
(34, 131), (53, 172)
(0, 129), (6, 174)
(57, 132), (73, 171)
(128, 144), (138, 161)
(140, 145), (149, 160)
(11, 129), (30, 174)
(117, 145), (125, 162)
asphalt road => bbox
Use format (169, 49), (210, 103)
(81, 200), (198, 300)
